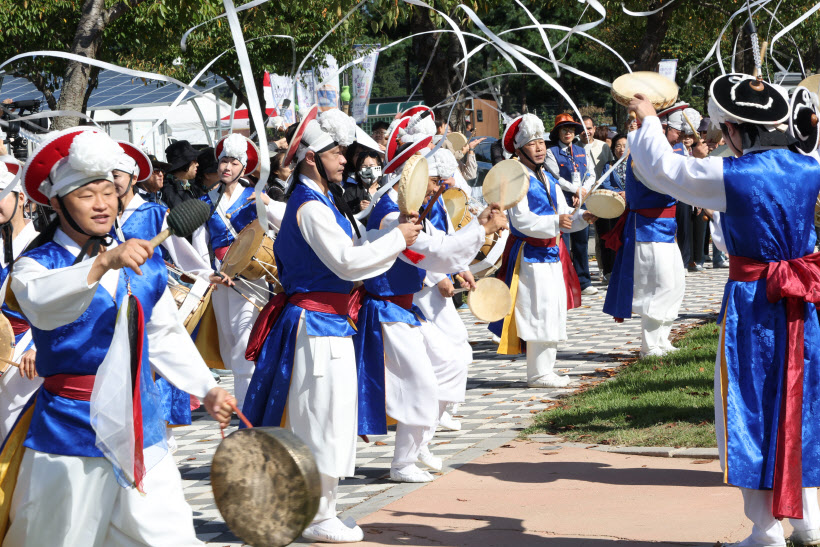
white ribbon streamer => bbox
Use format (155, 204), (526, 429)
(769, 1), (820, 64)
(221, 0), (270, 228)
(515, 0), (560, 76)
(621, 0), (680, 16)
(180, 0), (270, 51)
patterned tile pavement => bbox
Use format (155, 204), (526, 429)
(174, 261), (730, 545)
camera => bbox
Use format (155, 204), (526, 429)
(1, 99), (48, 161)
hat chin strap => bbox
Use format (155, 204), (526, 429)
(56, 195), (113, 265)
(314, 147), (361, 240)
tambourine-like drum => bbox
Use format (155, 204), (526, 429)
(168, 277), (213, 335)
(470, 229), (509, 279)
(396, 153), (429, 214)
(211, 427), (321, 547)
(584, 189), (626, 219)
(220, 220), (278, 284)
(0, 315), (14, 375)
(446, 131), (468, 152)
(611, 71), (679, 110)
(799, 74), (820, 95)
(466, 277), (513, 323)
(442, 187), (473, 230)
(482, 159), (529, 210)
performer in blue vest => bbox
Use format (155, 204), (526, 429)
(601, 103), (687, 357)
(0, 156), (41, 441)
(355, 140), (505, 484)
(191, 133), (286, 411)
(545, 113), (597, 295)
(2, 127), (234, 546)
(627, 74), (820, 547)
(110, 141), (215, 451)
(242, 106), (422, 543)
(490, 114), (596, 387)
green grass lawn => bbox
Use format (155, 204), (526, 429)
(524, 322), (720, 448)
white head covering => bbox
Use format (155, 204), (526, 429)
(0, 162), (14, 190)
(662, 110), (686, 131)
(296, 109), (358, 163)
(113, 154), (138, 175)
(46, 130), (123, 198)
(682, 108), (702, 136)
(427, 148), (458, 178)
(514, 114), (547, 149)
(218, 133), (249, 166)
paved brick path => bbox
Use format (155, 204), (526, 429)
(173, 263), (730, 544)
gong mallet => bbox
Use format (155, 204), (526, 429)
(149, 199), (212, 248)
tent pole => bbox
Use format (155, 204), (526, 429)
(215, 94), (223, 140)
(191, 98), (214, 147)
(229, 94), (237, 134)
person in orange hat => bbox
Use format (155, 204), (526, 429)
(545, 113), (597, 295)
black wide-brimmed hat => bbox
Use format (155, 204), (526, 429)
(788, 86), (820, 155)
(165, 140), (200, 173)
(709, 74), (789, 125)
(197, 147), (218, 174)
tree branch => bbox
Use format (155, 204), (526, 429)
(103, 0), (150, 27)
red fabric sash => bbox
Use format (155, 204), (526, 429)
(601, 205), (677, 252)
(495, 233), (580, 310)
(245, 290), (361, 362)
(6, 315), (29, 336)
(214, 246), (229, 261)
(371, 293), (414, 310)
(131, 297), (146, 494)
(43, 374), (96, 400)
(729, 252), (820, 519)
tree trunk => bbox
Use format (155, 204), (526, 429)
(633, 3), (678, 72)
(410, 8), (451, 111)
(53, 0), (108, 130)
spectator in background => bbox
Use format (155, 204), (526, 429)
(626, 118), (639, 133)
(464, 118), (474, 139)
(435, 118), (482, 183)
(137, 155), (169, 204)
(266, 150), (291, 202)
(195, 147), (220, 194)
(163, 140), (203, 208)
(581, 115), (614, 180)
(371, 121), (389, 151)
(594, 125), (611, 147)
(595, 133), (628, 282)
(343, 150), (382, 215)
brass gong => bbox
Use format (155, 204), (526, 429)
(211, 427), (321, 546)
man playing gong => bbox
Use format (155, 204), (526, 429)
(627, 74), (820, 547)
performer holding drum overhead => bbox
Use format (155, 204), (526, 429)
(242, 106), (422, 544)
(2, 127), (234, 547)
(190, 133), (285, 411)
(489, 114), (596, 388)
(626, 71), (820, 547)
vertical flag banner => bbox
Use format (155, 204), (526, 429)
(270, 73), (296, 125)
(296, 70), (317, 114)
(658, 59), (678, 83)
(262, 71), (276, 114)
(351, 45), (380, 123)
(316, 54), (340, 112)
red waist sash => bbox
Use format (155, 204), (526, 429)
(214, 246), (229, 262)
(601, 204), (677, 252)
(43, 374), (96, 401)
(371, 293), (414, 310)
(245, 290), (362, 362)
(729, 252), (820, 519)
(6, 315), (29, 336)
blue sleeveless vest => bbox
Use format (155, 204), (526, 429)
(550, 143), (588, 201)
(21, 241), (167, 458)
(509, 172), (562, 264)
(201, 186), (258, 251)
(118, 201), (171, 262)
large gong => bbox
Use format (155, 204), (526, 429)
(211, 427), (321, 546)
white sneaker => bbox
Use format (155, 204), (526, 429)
(438, 410), (462, 431)
(390, 464), (434, 483)
(581, 285), (599, 295)
(302, 517), (364, 543)
(418, 447), (443, 472)
(791, 528), (820, 545)
(491, 334), (501, 344)
(640, 348), (667, 358)
(165, 427), (178, 454)
(528, 373), (571, 388)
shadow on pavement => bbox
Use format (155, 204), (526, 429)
(459, 460), (724, 488)
(362, 512), (715, 546)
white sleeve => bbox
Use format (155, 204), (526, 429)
(160, 216), (213, 280)
(710, 213), (728, 254)
(545, 149), (577, 194)
(147, 288), (218, 399)
(297, 201), (406, 281)
(266, 199), (286, 234)
(380, 212), (485, 274)
(10, 257), (100, 330)
(424, 271), (448, 286)
(508, 193), (561, 239)
(556, 187), (589, 233)
(628, 116), (727, 211)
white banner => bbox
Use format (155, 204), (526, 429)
(316, 53), (340, 112)
(269, 72), (295, 125)
(658, 59), (678, 83)
(351, 44), (380, 122)
(296, 69), (317, 116)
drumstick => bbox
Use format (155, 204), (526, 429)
(681, 111), (701, 144)
(417, 185), (447, 225)
(149, 200), (211, 249)
(0, 357), (19, 368)
(571, 151), (629, 216)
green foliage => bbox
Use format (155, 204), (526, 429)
(524, 322), (720, 448)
